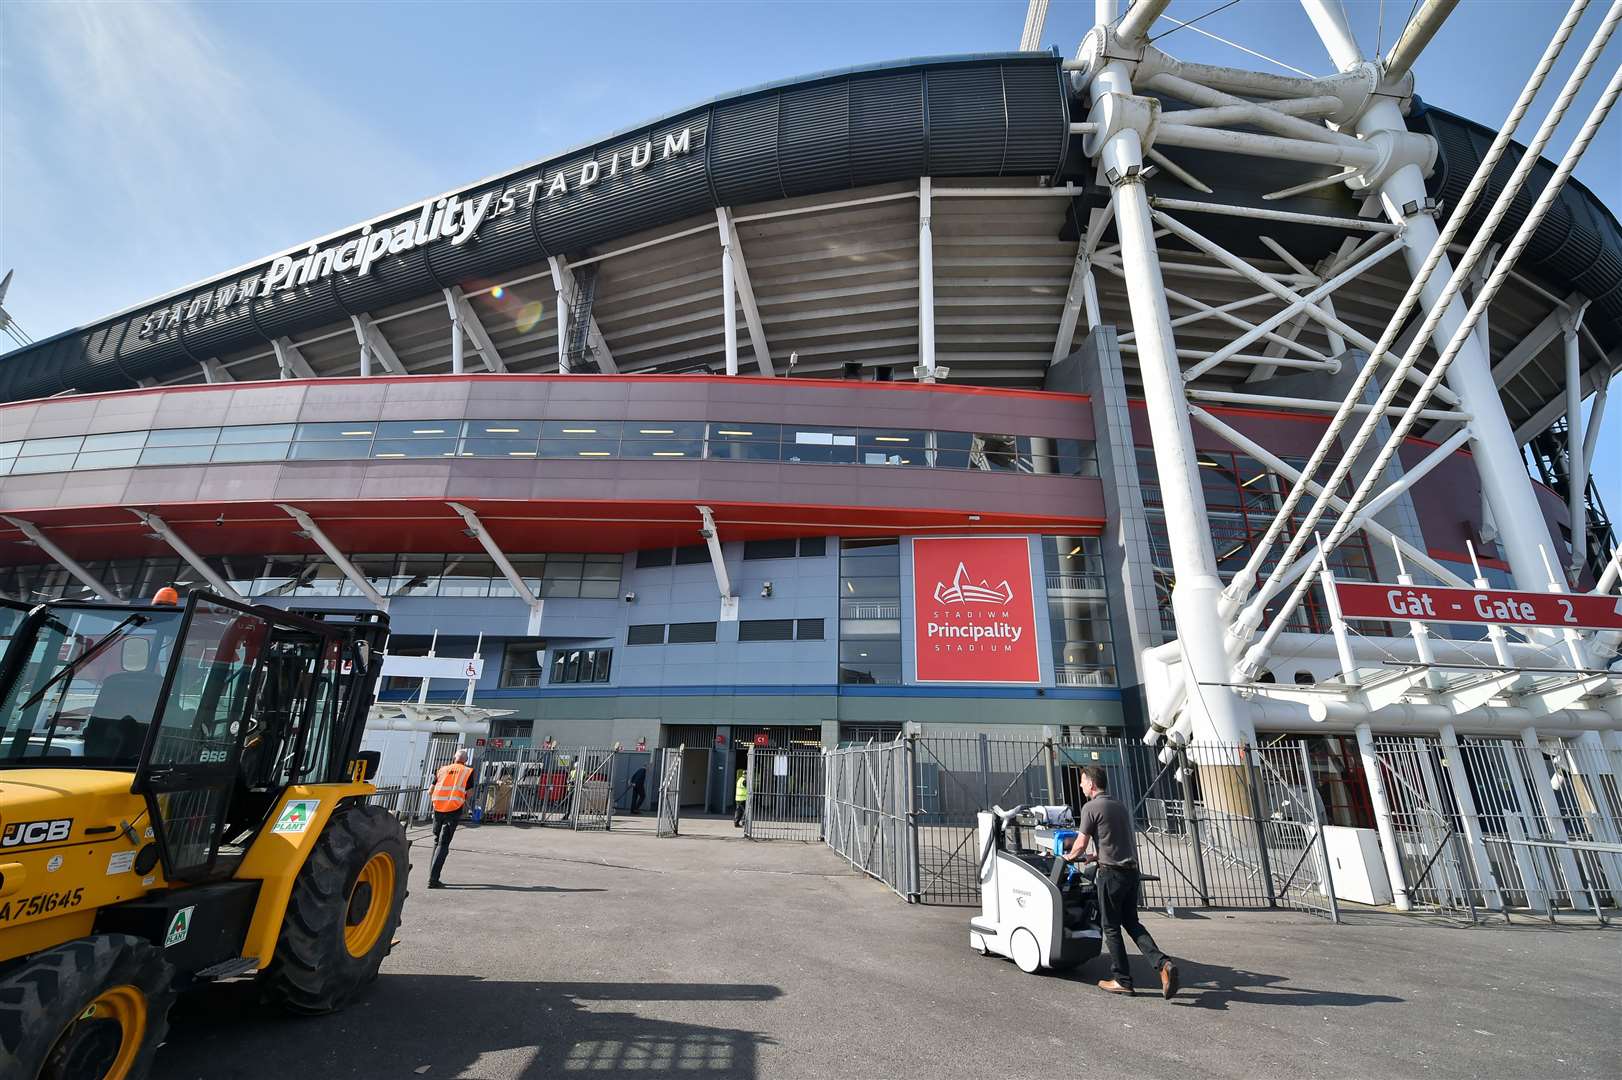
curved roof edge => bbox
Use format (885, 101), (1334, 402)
(1410, 96), (1622, 359)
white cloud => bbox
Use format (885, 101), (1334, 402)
(0, 1), (436, 342)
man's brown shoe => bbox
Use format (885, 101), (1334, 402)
(1097, 979), (1134, 995)
(1159, 961), (1180, 999)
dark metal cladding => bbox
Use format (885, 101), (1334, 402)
(925, 66), (1008, 175)
(849, 71), (927, 186)
(175, 285), (264, 367)
(427, 179), (545, 290)
(1002, 62), (1071, 175)
(330, 230), (440, 321)
(779, 80), (853, 197)
(1413, 100), (1621, 355)
(709, 96), (785, 205)
(0, 55), (1070, 400)
(534, 112), (714, 254)
(9, 335), (73, 398)
(110, 310), (186, 390)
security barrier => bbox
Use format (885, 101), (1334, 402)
(1372, 734), (1621, 921)
(744, 746), (824, 841)
(822, 735), (1339, 917)
(369, 744), (632, 831)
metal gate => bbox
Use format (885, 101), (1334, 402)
(1373, 734), (1622, 919)
(823, 740), (918, 900)
(744, 746), (824, 840)
(656, 745), (684, 837)
(911, 736), (1052, 904)
(571, 748), (617, 831)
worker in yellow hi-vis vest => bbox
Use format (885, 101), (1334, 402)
(734, 769), (748, 828)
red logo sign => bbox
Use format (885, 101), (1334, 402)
(1335, 581), (1622, 630)
(912, 536), (1041, 684)
(752, 733), (770, 747)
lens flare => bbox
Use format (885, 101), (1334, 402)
(491, 286), (505, 300)
(516, 300), (544, 334)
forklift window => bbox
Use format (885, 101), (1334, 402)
(148, 605), (269, 767)
(0, 607), (186, 767)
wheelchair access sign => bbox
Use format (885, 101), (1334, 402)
(272, 800), (320, 835)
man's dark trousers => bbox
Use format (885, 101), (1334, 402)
(630, 785), (645, 814)
(431, 808), (461, 883)
(1096, 865), (1165, 988)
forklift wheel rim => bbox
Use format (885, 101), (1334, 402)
(345, 852), (396, 958)
(53, 983), (146, 1080)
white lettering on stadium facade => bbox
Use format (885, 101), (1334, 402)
(137, 126), (696, 340)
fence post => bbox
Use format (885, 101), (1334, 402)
(1181, 748), (1211, 907)
(744, 743), (756, 839)
(1241, 743), (1278, 909)
(1298, 740), (1340, 924)
(905, 735), (922, 903)
(978, 733), (992, 810)
(1044, 738), (1058, 806)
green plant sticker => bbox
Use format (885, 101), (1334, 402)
(165, 905), (194, 949)
(272, 799), (320, 835)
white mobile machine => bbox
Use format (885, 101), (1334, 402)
(969, 805), (1110, 975)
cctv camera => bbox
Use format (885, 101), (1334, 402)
(623, 592), (637, 603)
(760, 582), (773, 598)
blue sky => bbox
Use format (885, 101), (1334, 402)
(1, 0), (1617, 514)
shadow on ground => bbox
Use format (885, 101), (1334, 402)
(1053, 957), (1405, 1011)
(161, 979), (780, 1079)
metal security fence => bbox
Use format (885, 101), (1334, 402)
(1372, 734), (1622, 920)
(656, 746), (684, 837)
(744, 746), (825, 840)
(823, 741), (917, 900)
(911, 736), (1052, 904)
(820, 734), (1338, 917)
(368, 744), (628, 831)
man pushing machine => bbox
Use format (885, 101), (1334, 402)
(1063, 765), (1181, 998)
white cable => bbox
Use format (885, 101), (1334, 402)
(1226, 0), (1593, 621)
(1248, 53), (1622, 668)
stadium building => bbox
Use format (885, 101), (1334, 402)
(3, 4), (1620, 849)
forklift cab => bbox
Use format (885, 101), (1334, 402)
(0, 591), (389, 882)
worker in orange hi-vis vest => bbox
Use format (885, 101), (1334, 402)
(429, 748), (474, 889)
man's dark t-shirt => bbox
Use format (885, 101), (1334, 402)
(1077, 792), (1136, 867)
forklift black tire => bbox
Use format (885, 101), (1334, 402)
(0, 933), (176, 1080)
(261, 803), (409, 1015)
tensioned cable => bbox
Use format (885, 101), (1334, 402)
(1148, 11), (1317, 76)
(1245, 3), (1616, 638)
(1147, 0), (1244, 43)
(1250, 48), (1622, 666)
(1225, 0), (1592, 624)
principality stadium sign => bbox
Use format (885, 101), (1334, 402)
(912, 536), (1042, 685)
(137, 127), (696, 339)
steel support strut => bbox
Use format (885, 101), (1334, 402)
(128, 509), (242, 601)
(1087, 55), (1250, 745)
(2, 515), (120, 600)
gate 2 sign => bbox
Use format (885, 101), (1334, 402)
(912, 536), (1042, 685)
(1334, 581), (1622, 631)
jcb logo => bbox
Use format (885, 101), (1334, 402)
(1, 818), (74, 848)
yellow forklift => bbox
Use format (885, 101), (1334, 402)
(0, 589), (409, 1079)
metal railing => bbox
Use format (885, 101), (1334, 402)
(655, 746), (684, 837)
(367, 743), (646, 831)
(823, 741), (917, 900)
(1373, 734), (1621, 922)
(744, 746), (824, 841)
(819, 734), (1338, 918)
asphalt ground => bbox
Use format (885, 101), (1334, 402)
(154, 815), (1621, 1080)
